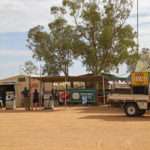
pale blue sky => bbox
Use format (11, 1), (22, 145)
(0, 0), (150, 79)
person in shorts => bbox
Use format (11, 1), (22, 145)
(22, 87), (30, 111)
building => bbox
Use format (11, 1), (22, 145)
(0, 75), (40, 107)
(0, 73), (127, 107)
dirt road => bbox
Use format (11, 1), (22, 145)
(0, 106), (150, 150)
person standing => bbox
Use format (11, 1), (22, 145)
(54, 88), (59, 106)
(50, 88), (55, 110)
(33, 89), (39, 110)
(22, 87), (30, 111)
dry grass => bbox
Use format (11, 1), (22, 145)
(0, 106), (150, 150)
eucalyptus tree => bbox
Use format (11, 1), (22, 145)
(63, 0), (138, 75)
(21, 61), (38, 75)
(27, 7), (75, 77)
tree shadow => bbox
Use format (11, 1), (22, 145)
(0, 108), (62, 113)
(77, 106), (150, 122)
(79, 114), (150, 122)
(75, 105), (122, 114)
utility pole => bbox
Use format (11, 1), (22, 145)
(137, 0), (139, 53)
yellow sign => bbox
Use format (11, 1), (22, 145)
(131, 72), (149, 86)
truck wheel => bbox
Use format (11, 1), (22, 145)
(137, 109), (146, 116)
(124, 103), (138, 117)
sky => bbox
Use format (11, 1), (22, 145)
(0, 0), (150, 79)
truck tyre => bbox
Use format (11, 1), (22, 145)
(136, 109), (146, 116)
(124, 103), (138, 117)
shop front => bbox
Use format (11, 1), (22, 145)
(0, 75), (41, 108)
(35, 75), (109, 105)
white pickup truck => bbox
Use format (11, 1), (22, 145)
(107, 72), (150, 117)
(108, 94), (150, 116)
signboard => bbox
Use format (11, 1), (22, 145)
(72, 93), (80, 100)
(131, 72), (149, 86)
(69, 89), (96, 104)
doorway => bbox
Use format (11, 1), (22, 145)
(0, 84), (15, 106)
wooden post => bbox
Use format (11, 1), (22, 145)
(28, 76), (32, 110)
(39, 63), (42, 108)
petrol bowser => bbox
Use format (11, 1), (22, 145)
(5, 91), (16, 109)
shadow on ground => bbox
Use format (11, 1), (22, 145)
(74, 106), (150, 121)
(0, 108), (62, 113)
(79, 114), (150, 122)
(75, 105), (122, 114)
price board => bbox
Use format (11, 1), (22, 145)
(131, 72), (149, 86)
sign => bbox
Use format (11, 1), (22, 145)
(69, 89), (96, 104)
(72, 93), (80, 100)
(131, 72), (149, 86)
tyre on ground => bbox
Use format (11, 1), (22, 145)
(124, 103), (139, 117)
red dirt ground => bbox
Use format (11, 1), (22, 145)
(0, 106), (150, 150)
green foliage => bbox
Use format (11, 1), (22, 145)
(21, 61), (38, 75)
(42, 63), (60, 76)
(62, 0), (137, 75)
(27, 0), (138, 76)
(27, 14), (75, 76)
(136, 48), (150, 72)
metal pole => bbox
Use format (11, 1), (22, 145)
(65, 77), (67, 106)
(102, 75), (106, 105)
(137, 0), (139, 53)
(64, 64), (67, 106)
